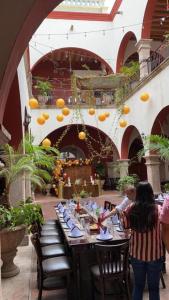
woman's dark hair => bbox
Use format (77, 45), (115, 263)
(129, 181), (157, 232)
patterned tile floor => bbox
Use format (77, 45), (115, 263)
(1, 191), (169, 300)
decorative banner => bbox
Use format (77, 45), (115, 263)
(29, 98), (39, 109)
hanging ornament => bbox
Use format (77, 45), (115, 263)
(37, 116), (45, 125)
(56, 98), (65, 108)
(88, 108), (95, 115)
(122, 105), (130, 114)
(56, 114), (64, 122)
(98, 114), (106, 122)
(105, 112), (110, 118)
(42, 138), (51, 147)
(119, 119), (127, 128)
(140, 92), (150, 102)
(62, 107), (70, 116)
(29, 98), (39, 109)
(42, 112), (49, 120)
(78, 131), (86, 140)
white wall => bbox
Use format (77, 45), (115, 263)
(29, 0), (148, 72)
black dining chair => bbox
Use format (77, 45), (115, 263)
(91, 241), (131, 300)
(104, 201), (111, 210)
(31, 233), (72, 300)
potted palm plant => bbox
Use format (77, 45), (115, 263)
(34, 79), (53, 105)
(0, 137), (59, 277)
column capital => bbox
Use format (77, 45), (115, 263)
(117, 159), (130, 163)
(136, 39), (152, 51)
(144, 155), (160, 165)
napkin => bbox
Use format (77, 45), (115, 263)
(92, 202), (97, 210)
(160, 196), (169, 224)
(57, 203), (62, 209)
(158, 194), (164, 201)
(67, 219), (74, 229)
(100, 227), (109, 239)
(71, 226), (82, 237)
(111, 214), (119, 225)
(59, 206), (65, 213)
(64, 214), (70, 222)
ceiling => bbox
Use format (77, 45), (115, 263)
(151, 0), (169, 40)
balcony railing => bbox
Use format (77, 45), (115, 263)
(59, 0), (105, 7)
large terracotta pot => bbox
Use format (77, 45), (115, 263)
(160, 197), (169, 253)
(0, 225), (26, 278)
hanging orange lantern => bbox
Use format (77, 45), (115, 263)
(29, 98), (39, 109)
(62, 107), (70, 116)
(140, 92), (150, 102)
(105, 112), (110, 118)
(88, 108), (95, 115)
(42, 138), (51, 147)
(98, 114), (106, 122)
(119, 119), (127, 128)
(78, 131), (86, 140)
(56, 98), (65, 108)
(122, 105), (130, 114)
(42, 112), (49, 120)
(56, 114), (64, 122)
(37, 116), (45, 125)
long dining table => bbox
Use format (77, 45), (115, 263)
(55, 204), (130, 300)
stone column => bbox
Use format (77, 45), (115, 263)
(144, 155), (161, 194)
(9, 175), (25, 207)
(136, 39), (152, 79)
(117, 159), (130, 178)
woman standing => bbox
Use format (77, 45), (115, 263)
(123, 181), (164, 300)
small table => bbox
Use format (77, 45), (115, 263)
(63, 183), (99, 199)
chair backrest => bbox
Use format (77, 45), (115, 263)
(95, 241), (129, 279)
(104, 201), (111, 210)
(31, 233), (43, 266)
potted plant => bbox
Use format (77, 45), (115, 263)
(0, 201), (43, 278)
(117, 174), (139, 192)
(34, 79), (53, 105)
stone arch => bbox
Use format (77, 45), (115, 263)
(151, 106), (169, 135)
(142, 0), (157, 39)
(121, 125), (142, 159)
(116, 31), (137, 72)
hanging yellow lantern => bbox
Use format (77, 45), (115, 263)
(62, 107), (70, 116)
(37, 116), (45, 125)
(122, 105), (130, 114)
(29, 98), (39, 109)
(88, 108), (95, 115)
(140, 92), (150, 102)
(98, 114), (106, 122)
(56, 114), (64, 122)
(42, 112), (49, 120)
(78, 131), (86, 140)
(42, 138), (51, 147)
(56, 98), (65, 108)
(105, 112), (110, 118)
(119, 119), (127, 128)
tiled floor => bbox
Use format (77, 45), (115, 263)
(1, 192), (169, 300)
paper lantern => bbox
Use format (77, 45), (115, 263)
(105, 112), (110, 118)
(140, 92), (150, 102)
(37, 116), (45, 125)
(42, 138), (51, 147)
(56, 98), (65, 108)
(119, 119), (127, 128)
(122, 105), (130, 114)
(42, 112), (49, 120)
(78, 131), (86, 140)
(88, 108), (95, 115)
(56, 114), (64, 122)
(29, 98), (39, 109)
(98, 114), (106, 122)
(62, 107), (70, 116)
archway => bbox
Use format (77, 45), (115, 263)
(151, 106), (169, 135)
(116, 31), (137, 72)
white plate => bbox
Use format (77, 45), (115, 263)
(68, 233), (84, 238)
(96, 234), (113, 241)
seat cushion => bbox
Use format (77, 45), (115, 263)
(42, 256), (71, 274)
(41, 230), (60, 237)
(42, 244), (65, 258)
(40, 236), (61, 246)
